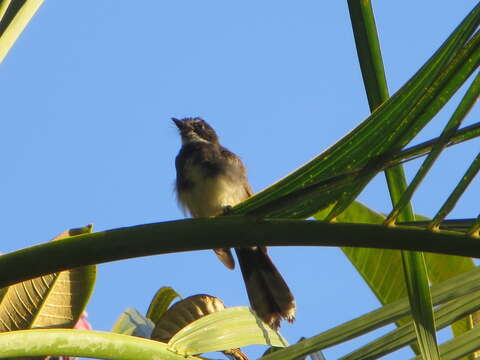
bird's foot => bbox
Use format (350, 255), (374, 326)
(222, 205), (234, 215)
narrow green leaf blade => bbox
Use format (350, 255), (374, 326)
(431, 152), (480, 230)
(146, 286), (181, 325)
(401, 251), (440, 359)
(391, 122), (480, 167)
(347, 1), (441, 355)
(230, 4), (480, 219)
(316, 201), (475, 321)
(260, 267), (480, 360)
(341, 290), (480, 360)
(387, 72), (480, 225)
(347, 0), (389, 110)
(318, 201), (477, 358)
(411, 327), (480, 360)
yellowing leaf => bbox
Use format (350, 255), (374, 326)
(0, 225), (96, 332)
(0, 0), (44, 63)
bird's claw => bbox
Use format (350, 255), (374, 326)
(222, 205), (234, 215)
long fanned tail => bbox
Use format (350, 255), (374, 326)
(235, 247), (296, 330)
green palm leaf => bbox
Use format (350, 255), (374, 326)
(411, 327), (480, 360)
(229, 4), (479, 219)
(318, 202), (478, 347)
(259, 267), (480, 360)
(341, 290), (480, 360)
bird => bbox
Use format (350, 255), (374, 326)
(172, 116), (295, 330)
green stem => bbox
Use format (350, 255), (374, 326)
(0, 329), (196, 360)
(1, 218), (480, 289)
(347, 1), (441, 358)
(347, 0), (389, 109)
(391, 122), (480, 165)
(467, 215), (480, 237)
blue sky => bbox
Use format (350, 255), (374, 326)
(1, 1), (479, 359)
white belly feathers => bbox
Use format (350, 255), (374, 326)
(178, 163), (248, 218)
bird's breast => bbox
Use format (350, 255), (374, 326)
(177, 163), (248, 218)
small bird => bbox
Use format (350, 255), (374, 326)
(172, 117), (295, 330)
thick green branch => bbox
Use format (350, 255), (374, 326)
(0, 218), (478, 288)
(0, 329), (198, 360)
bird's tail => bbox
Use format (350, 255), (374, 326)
(235, 247), (295, 330)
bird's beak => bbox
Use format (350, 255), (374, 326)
(172, 118), (184, 130)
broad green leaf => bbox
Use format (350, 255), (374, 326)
(316, 201), (407, 306)
(0, 225), (95, 332)
(111, 307), (154, 338)
(168, 307), (288, 355)
(152, 294), (250, 360)
(316, 202), (475, 307)
(259, 267), (480, 360)
(146, 286), (181, 325)
(0, 329), (199, 360)
(0, 0), (43, 63)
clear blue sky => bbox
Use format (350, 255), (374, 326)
(1, 1), (478, 359)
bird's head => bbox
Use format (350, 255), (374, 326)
(172, 117), (219, 145)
